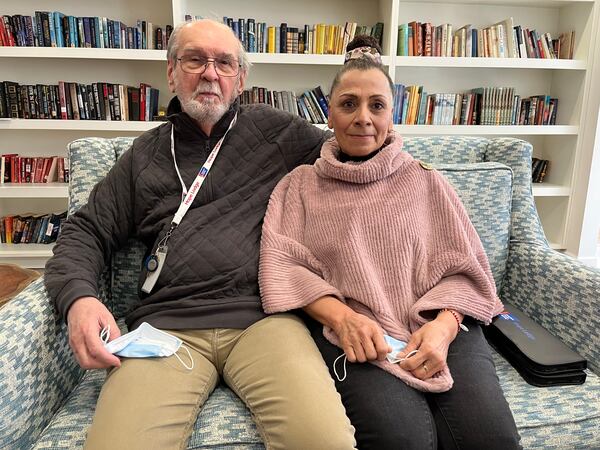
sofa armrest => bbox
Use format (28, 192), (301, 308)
(501, 242), (600, 373)
(0, 278), (84, 449)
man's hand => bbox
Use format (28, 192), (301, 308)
(333, 309), (391, 363)
(67, 297), (122, 369)
(397, 311), (459, 380)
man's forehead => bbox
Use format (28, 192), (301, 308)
(179, 24), (238, 55)
(181, 45), (235, 57)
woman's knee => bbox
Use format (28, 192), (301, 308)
(347, 391), (436, 450)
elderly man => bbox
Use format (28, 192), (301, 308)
(45, 19), (355, 450)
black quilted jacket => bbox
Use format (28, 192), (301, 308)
(46, 97), (329, 330)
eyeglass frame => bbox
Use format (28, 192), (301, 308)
(176, 54), (242, 77)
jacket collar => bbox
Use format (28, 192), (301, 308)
(314, 132), (410, 184)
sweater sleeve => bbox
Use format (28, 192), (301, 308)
(259, 170), (343, 314)
(44, 144), (136, 322)
(410, 171), (503, 326)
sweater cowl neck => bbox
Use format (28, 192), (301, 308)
(315, 131), (411, 184)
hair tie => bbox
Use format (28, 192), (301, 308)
(344, 46), (383, 65)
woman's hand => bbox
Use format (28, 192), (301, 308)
(303, 296), (390, 363)
(397, 311), (459, 380)
(333, 309), (391, 363)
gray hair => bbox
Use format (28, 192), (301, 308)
(167, 19), (251, 75)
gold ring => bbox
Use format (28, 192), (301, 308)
(422, 363), (428, 373)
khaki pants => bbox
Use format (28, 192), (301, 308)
(85, 314), (356, 450)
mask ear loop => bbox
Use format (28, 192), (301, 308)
(174, 345), (195, 371)
(398, 349), (419, 362)
(333, 354), (347, 382)
(100, 325), (110, 345)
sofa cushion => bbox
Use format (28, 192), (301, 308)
(492, 352), (600, 449)
(435, 162), (512, 290)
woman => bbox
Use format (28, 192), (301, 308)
(259, 35), (521, 449)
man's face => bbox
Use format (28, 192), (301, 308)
(167, 22), (246, 126)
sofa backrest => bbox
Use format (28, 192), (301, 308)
(404, 136), (547, 246)
(435, 163), (512, 290)
(68, 137), (140, 317)
(68, 135), (520, 319)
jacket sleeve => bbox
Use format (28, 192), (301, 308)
(259, 170), (343, 313)
(410, 171), (503, 326)
(44, 145), (136, 322)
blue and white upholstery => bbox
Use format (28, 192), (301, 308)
(1, 136), (598, 449)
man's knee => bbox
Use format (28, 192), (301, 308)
(274, 412), (356, 450)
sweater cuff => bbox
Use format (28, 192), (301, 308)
(54, 278), (99, 323)
(262, 281), (343, 314)
(411, 274), (502, 326)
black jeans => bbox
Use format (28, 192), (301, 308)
(306, 316), (522, 450)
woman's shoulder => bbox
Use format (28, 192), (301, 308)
(288, 163), (318, 182)
(273, 164), (317, 194)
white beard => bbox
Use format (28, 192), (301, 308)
(176, 79), (238, 126)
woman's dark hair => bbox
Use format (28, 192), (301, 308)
(329, 35), (394, 97)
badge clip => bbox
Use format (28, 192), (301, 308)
(141, 246), (168, 293)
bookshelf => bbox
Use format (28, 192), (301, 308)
(1, 0), (599, 267)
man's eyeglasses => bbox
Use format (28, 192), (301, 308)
(177, 55), (241, 77)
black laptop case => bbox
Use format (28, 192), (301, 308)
(484, 303), (587, 387)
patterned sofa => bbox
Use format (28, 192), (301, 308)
(1, 135), (599, 449)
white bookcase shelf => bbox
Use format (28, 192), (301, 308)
(248, 53), (393, 65)
(0, 0), (598, 265)
(394, 56), (587, 70)
(394, 125), (579, 135)
(0, 47), (167, 60)
(0, 119), (164, 131)
(0, 183), (68, 198)
(0, 243), (55, 268)
(0, 243), (54, 256)
(532, 184), (571, 197)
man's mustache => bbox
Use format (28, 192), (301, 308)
(192, 83), (223, 100)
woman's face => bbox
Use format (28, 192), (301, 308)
(328, 68), (393, 157)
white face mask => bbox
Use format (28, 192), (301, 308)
(101, 322), (194, 370)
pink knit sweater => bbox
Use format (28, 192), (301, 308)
(259, 132), (503, 392)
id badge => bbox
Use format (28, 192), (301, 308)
(141, 246), (168, 293)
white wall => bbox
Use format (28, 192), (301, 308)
(578, 106), (600, 268)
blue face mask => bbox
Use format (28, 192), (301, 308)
(384, 334), (407, 363)
(101, 322), (194, 370)
(333, 334), (420, 381)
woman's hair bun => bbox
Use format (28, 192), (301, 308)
(346, 35), (382, 54)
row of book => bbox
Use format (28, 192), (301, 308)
(392, 85), (558, 126)
(240, 86), (329, 124)
(217, 16), (383, 54)
(0, 212), (66, 244)
(0, 13), (172, 50)
(397, 18), (575, 59)
(1, 155), (69, 184)
(531, 158), (550, 183)
(0, 81), (160, 121)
